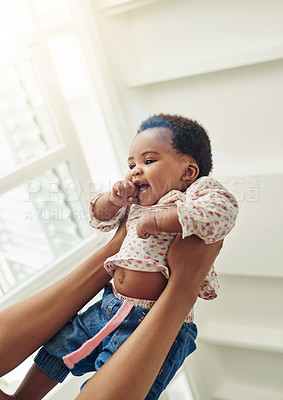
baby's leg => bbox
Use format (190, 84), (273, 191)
(8, 364), (57, 400)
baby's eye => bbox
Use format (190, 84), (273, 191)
(145, 159), (155, 165)
(128, 164), (135, 170)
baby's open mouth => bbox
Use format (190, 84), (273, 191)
(136, 183), (150, 192)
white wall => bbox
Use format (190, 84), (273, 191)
(90, 0), (283, 170)
(89, 0), (283, 274)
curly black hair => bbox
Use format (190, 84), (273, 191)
(137, 113), (212, 178)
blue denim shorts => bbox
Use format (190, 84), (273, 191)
(34, 284), (197, 399)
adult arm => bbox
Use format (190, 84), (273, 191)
(77, 235), (223, 400)
(0, 222), (126, 377)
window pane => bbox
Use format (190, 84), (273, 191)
(32, 0), (73, 29)
(47, 32), (91, 100)
(0, 62), (59, 176)
(0, 163), (92, 296)
(0, 1), (35, 36)
(47, 32), (121, 185)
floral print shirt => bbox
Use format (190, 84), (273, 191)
(89, 177), (239, 304)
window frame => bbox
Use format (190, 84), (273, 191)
(0, 0), (125, 307)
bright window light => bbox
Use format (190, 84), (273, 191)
(47, 32), (90, 99)
(33, 0), (73, 29)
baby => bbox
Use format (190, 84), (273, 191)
(8, 114), (238, 400)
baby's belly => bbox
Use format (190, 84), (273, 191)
(113, 266), (168, 301)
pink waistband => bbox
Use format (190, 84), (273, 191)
(112, 283), (194, 323)
(111, 283), (156, 309)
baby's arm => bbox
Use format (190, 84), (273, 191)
(176, 178), (239, 243)
(91, 180), (138, 222)
(136, 206), (180, 239)
(136, 178), (239, 242)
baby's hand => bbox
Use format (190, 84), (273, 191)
(109, 180), (139, 207)
(136, 212), (160, 239)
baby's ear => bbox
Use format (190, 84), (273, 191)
(182, 163), (199, 183)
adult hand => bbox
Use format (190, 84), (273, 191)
(168, 234), (223, 298)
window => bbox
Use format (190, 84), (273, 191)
(0, 1), (121, 299)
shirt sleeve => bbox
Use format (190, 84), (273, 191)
(176, 177), (239, 244)
(198, 265), (220, 300)
(89, 193), (127, 232)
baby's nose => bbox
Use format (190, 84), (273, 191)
(132, 165), (142, 175)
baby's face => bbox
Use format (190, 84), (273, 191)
(125, 127), (190, 206)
